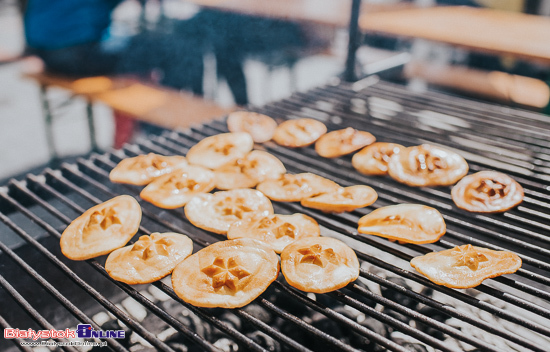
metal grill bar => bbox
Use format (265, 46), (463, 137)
(189, 122), (550, 271)
(73, 157), (363, 352)
(233, 308), (317, 352)
(348, 278), (537, 351)
(0, 274), (79, 352)
(30, 159), (372, 352)
(71, 154), (406, 352)
(0, 195), (178, 352)
(2, 80), (550, 352)
(253, 297), (357, 352)
(270, 89), (550, 185)
(363, 82), (550, 133)
(13, 176), (265, 352)
(0, 227), (128, 352)
(203, 122), (550, 262)
(81, 152), (446, 351)
(168, 127), (550, 332)
(313, 85), (550, 181)
(0, 314), (34, 352)
(158, 125), (550, 278)
(341, 81), (550, 141)
(89, 143), (510, 351)
(110, 132), (549, 351)
(328, 287), (494, 352)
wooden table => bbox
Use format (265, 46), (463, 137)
(360, 6), (550, 65)
(25, 73), (234, 130)
(24, 72), (235, 159)
(184, 0), (414, 27)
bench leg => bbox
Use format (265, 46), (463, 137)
(85, 101), (99, 153)
(288, 58), (299, 93)
(39, 85), (59, 162)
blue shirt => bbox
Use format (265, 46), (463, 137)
(24, 0), (122, 50)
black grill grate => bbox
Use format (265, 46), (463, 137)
(1, 78), (550, 352)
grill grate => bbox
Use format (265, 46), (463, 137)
(1, 78), (550, 352)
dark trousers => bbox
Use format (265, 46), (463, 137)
(188, 10), (306, 105)
(33, 10), (306, 105)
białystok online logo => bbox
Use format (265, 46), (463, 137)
(76, 324), (125, 339)
(4, 324), (125, 340)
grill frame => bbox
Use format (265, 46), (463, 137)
(1, 78), (550, 352)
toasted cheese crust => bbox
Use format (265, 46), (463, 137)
(451, 171), (523, 213)
(227, 111), (278, 143)
(257, 173), (340, 202)
(358, 204), (446, 244)
(186, 132), (254, 169)
(105, 232), (193, 284)
(352, 142), (405, 176)
(388, 144), (468, 187)
(410, 244), (522, 288)
(214, 150), (286, 190)
(272, 118), (327, 148)
(61, 195), (142, 260)
(109, 153), (188, 186)
(281, 237), (359, 293)
(315, 128), (376, 158)
(228, 213), (320, 253)
(140, 166), (215, 209)
(172, 238), (279, 308)
(301, 185), (378, 213)
(184, 189), (274, 234)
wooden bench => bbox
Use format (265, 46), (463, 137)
(404, 62), (550, 109)
(24, 72), (236, 160)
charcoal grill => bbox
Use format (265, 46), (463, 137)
(1, 77), (550, 352)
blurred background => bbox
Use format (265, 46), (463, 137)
(1, 0), (549, 183)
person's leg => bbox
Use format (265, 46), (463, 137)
(159, 36), (205, 95)
(215, 46), (248, 105)
(120, 24), (205, 95)
(194, 10), (307, 106)
(197, 10), (249, 105)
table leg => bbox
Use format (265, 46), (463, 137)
(39, 85), (58, 162)
(344, 0), (362, 82)
(86, 101), (99, 153)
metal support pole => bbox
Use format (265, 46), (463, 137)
(39, 85), (58, 162)
(85, 101), (99, 153)
(524, 0), (541, 14)
(344, 0), (362, 82)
